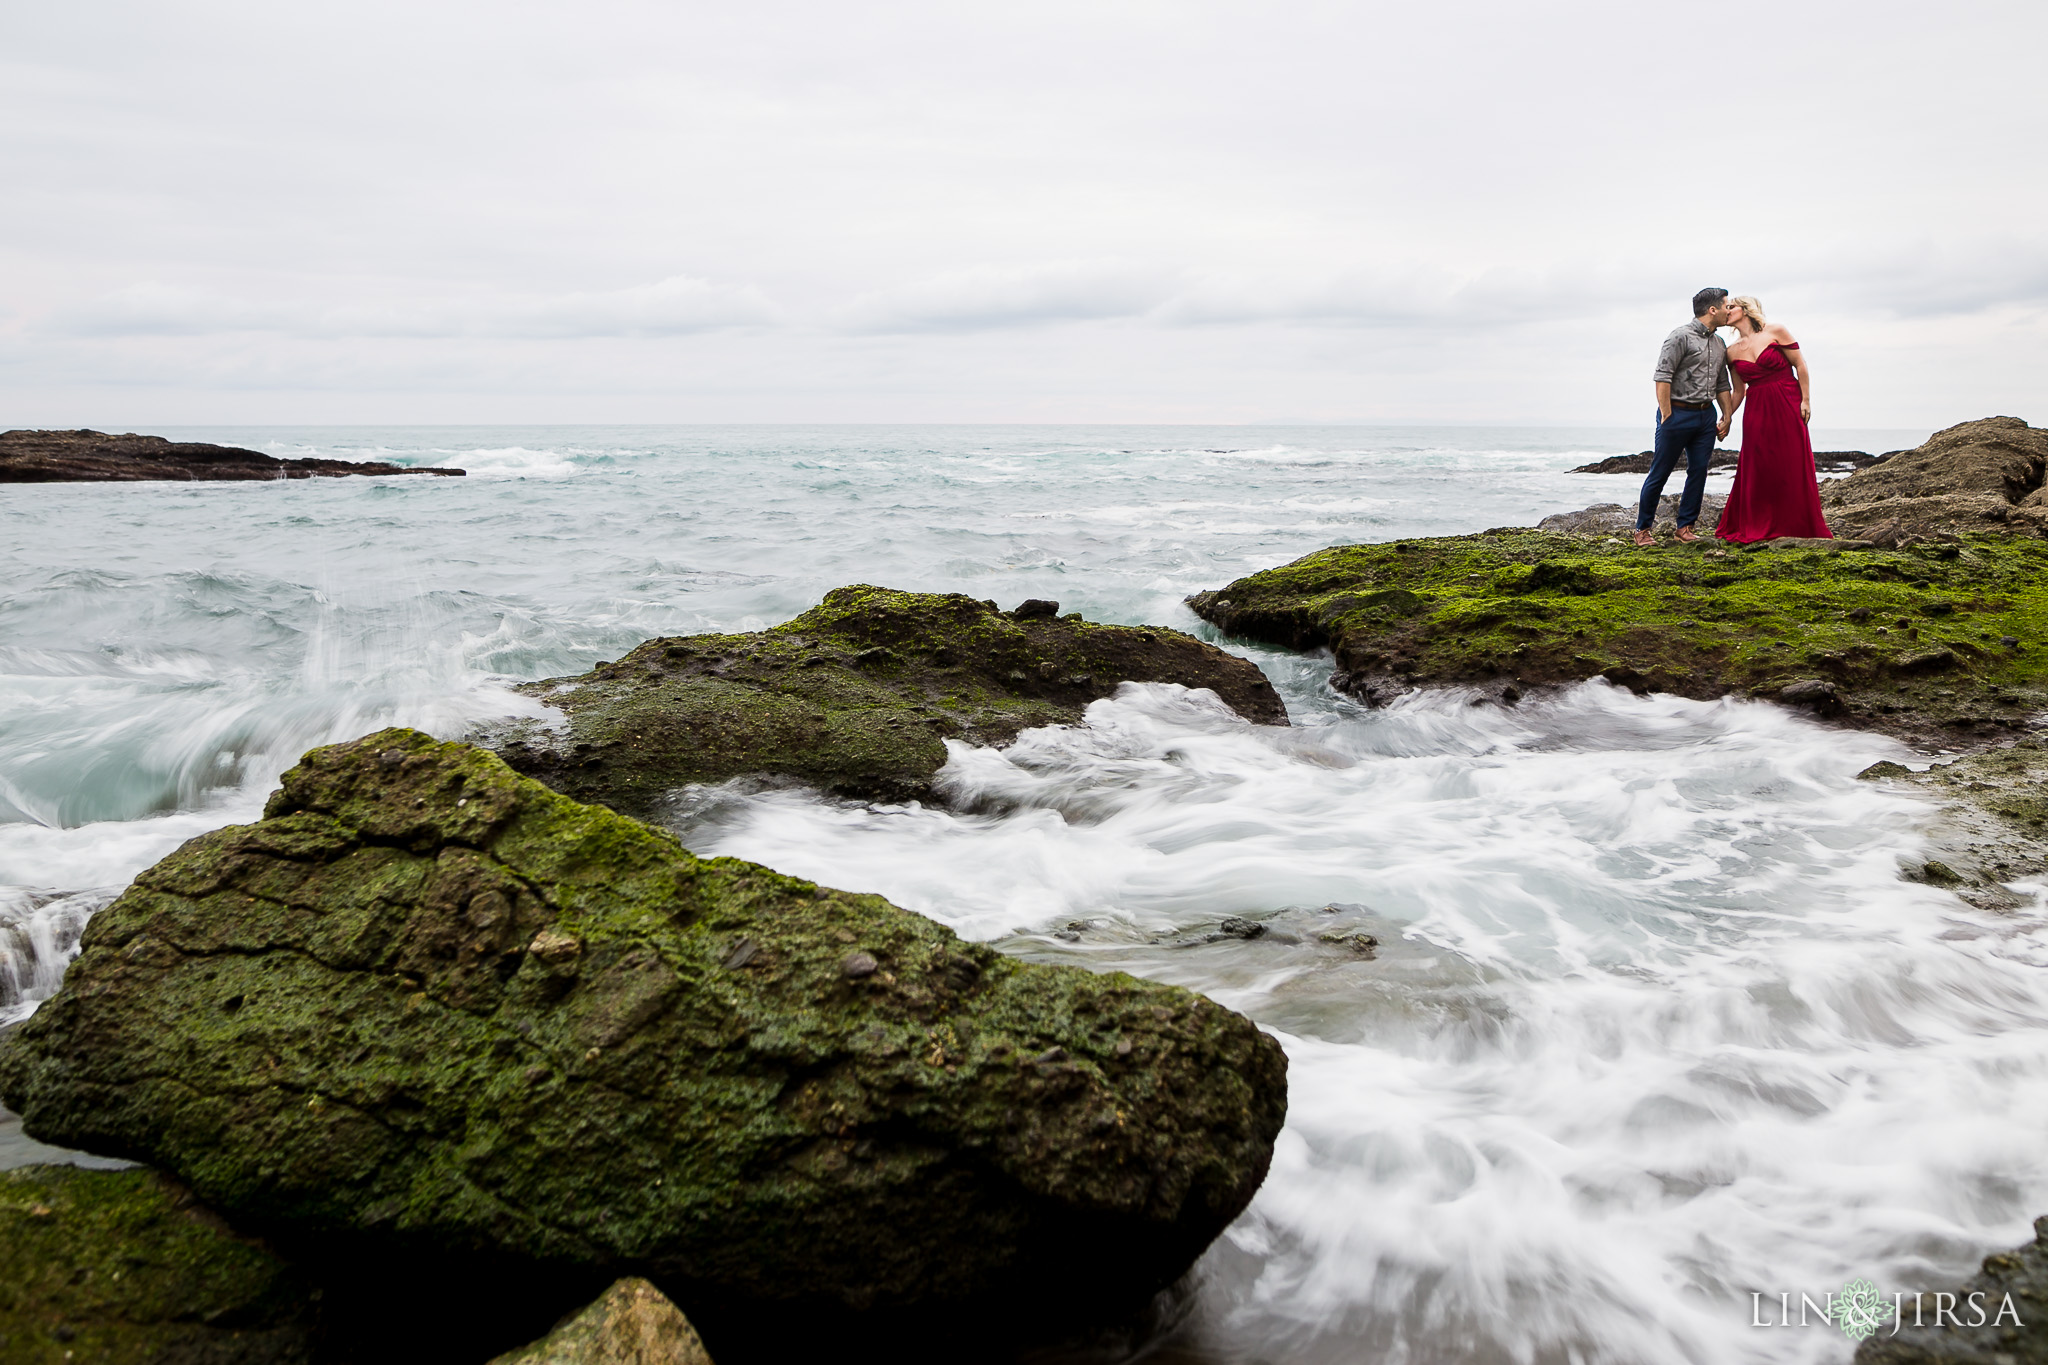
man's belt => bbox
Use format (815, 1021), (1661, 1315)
(1669, 399), (1711, 411)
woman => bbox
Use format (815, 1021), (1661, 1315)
(1714, 296), (1830, 541)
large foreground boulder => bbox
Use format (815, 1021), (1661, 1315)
(0, 729), (1286, 1358)
(0, 1164), (317, 1364)
(491, 584), (1287, 813)
(1823, 416), (2048, 542)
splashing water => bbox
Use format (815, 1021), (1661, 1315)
(9, 422), (2032, 1364)
(671, 680), (2048, 1364)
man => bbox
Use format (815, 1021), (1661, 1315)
(1636, 288), (1738, 547)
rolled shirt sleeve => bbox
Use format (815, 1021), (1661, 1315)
(1653, 331), (1685, 384)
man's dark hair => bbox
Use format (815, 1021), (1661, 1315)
(1692, 287), (1729, 317)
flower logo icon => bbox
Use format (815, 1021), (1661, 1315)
(1832, 1278), (1889, 1341)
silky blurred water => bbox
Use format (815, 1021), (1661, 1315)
(9, 422), (2043, 1365)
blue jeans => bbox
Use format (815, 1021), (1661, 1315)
(1637, 407), (1716, 531)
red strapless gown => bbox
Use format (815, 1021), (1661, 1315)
(1715, 342), (1830, 542)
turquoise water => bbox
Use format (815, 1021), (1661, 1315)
(8, 423), (2046, 1365)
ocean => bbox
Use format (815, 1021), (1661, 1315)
(6, 422), (2046, 1364)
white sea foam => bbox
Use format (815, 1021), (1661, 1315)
(666, 680), (2048, 1364)
(430, 446), (585, 477)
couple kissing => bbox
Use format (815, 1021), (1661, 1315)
(1635, 286), (1829, 547)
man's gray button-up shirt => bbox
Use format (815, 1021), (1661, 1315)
(1653, 319), (1732, 404)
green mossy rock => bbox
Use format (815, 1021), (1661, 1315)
(0, 729), (1286, 1346)
(1856, 1216), (2048, 1363)
(492, 584), (1288, 814)
(0, 1164), (316, 1365)
(1858, 738), (2048, 904)
(1188, 531), (2048, 745)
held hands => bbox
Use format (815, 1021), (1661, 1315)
(1716, 417), (1731, 440)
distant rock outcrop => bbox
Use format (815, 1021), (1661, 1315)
(1822, 417), (2048, 542)
(1567, 448), (1878, 475)
(0, 429), (464, 482)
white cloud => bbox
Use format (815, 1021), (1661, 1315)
(45, 277), (780, 340)
(835, 261), (1176, 333)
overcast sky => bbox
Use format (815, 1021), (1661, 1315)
(3, 0), (2043, 426)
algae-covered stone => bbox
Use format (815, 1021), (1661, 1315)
(1188, 529), (2048, 746)
(1858, 738), (2048, 903)
(1855, 1215), (2048, 1363)
(490, 1278), (714, 1365)
(491, 584), (1287, 813)
(0, 729), (1286, 1341)
(0, 1163), (316, 1364)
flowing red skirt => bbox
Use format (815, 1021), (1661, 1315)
(1716, 371), (1830, 543)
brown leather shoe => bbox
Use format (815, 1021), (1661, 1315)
(1674, 527), (1700, 543)
(1632, 528), (1656, 547)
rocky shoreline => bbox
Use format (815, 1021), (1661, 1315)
(0, 429), (465, 482)
(7, 417), (2048, 1362)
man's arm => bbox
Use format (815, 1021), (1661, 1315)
(1652, 332), (1683, 383)
(1716, 364), (1740, 439)
(1655, 381), (1673, 423)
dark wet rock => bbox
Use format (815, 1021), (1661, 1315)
(0, 429), (463, 482)
(1823, 416), (2048, 543)
(0, 1163), (318, 1364)
(1217, 918), (1266, 940)
(1779, 678), (1838, 710)
(491, 585), (1287, 814)
(1567, 448), (1878, 475)
(0, 729), (1287, 1353)
(490, 1277), (714, 1365)
(1910, 859), (1967, 887)
(1856, 1214), (2048, 1362)
(1537, 494), (1727, 536)
(1316, 931), (1379, 958)
(1187, 528), (2048, 748)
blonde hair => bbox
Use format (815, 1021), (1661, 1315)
(1730, 295), (1766, 332)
